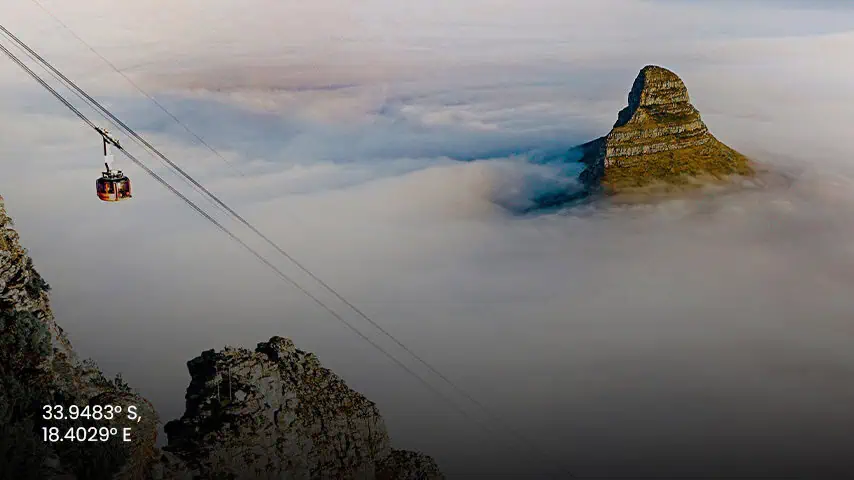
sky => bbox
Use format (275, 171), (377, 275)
(2, 0), (854, 477)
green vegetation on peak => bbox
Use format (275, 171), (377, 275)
(601, 136), (753, 191)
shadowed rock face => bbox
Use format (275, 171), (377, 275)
(1, 197), (161, 480)
(579, 65), (752, 192)
(164, 337), (444, 479)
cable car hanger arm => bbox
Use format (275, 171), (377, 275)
(96, 126), (122, 149)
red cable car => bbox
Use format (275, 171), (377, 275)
(96, 168), (131, 202)
(95, 130), (132, 202)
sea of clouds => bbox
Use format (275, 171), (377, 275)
(2, 0), (854, 477)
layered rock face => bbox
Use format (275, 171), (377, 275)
(165, 337), (443, 479)
(579, 65), (752, 191)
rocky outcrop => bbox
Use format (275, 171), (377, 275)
(1, 194), (443, 479)
(0, 194), (74, 368)
(164, 337), (444, 479)
(579, 65), (752, 192)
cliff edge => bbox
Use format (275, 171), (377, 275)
(1, 194), (158, 479)
(579, 65), (753, 193)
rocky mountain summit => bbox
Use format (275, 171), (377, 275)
(579, 65), (753, 193)
(164, 338), (443, 479)
(0, 195), (443, 479)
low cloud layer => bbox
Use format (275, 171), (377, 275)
(2, 0), (854, 477)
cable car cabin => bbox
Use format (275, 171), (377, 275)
(96, 169), (132, 202)
(96, 130), (131, 202)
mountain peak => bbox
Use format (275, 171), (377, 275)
(579, 65), (752, 192)
(614, 65), (692, 128)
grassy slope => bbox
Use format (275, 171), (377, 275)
(602, 135), (754, 191)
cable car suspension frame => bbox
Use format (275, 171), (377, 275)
(95, 127), (131, 202)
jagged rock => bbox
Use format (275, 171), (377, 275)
(165, 336), (444, 479)
(0, 199), (75, 368)
(579, 65), (753, 192)
(2, 198), (77, 479)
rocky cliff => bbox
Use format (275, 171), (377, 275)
(1, 194), (162, 479)
(0, 194), (443, 479)
(164, 338), (443, 479)
(579, 65), (752, 192)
